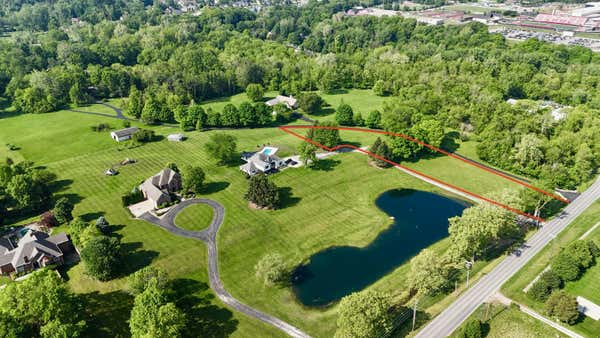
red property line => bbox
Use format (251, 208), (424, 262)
(279, 126), (570, 223)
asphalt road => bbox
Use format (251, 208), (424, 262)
(140, 199), (311, 338)
(415, 176), (600, 338)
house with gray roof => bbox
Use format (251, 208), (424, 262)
(139, 168), (182, 208)
(110, 127), (139, 142)
(240, 148), (285, 176)
(0, 230), (74, 276)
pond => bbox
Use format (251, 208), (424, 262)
(291, 189), (469, 307)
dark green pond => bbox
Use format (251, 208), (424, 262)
(291, 189), (469, 307)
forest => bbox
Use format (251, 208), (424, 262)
(1, 0), (599, 191)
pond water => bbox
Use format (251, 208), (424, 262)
(291, 189), (469, 307)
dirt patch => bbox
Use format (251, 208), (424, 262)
(248, 201), (275, 210)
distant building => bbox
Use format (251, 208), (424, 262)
(110, 127), (139, 142)
(139, 168), (182, 208)
(266, 95), (298, 110)
(0, 230), (74, 276)
(167, 134), (185, 142)
(240, 147), (285, 176)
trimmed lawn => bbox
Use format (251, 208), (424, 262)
(502, 200), (600, 337)
(175, 203), (214, 231)
(449, 302), (566, 338)
(0, 108), (538, 337)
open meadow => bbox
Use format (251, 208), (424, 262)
(0, 100), (542, 337)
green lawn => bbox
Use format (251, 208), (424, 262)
(502, 201), (600, 337)
(175, 203), (214, 231)
(0, 107), (537, 337)
(449, 302), (566, 338)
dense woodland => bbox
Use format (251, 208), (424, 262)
(1, 1), (600, 191)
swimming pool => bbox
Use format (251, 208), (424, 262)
(261, 147), (278, 155)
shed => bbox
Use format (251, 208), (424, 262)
(167, 134), (185, 142)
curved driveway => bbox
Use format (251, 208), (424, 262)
(140, 199), (311, 338)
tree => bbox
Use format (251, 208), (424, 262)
(126, 86), (143, 118)
(181, 166), (205, 194)
(448, 203), (517, 263)
(204, 133), (237, 165)
(369, 137), (392, 168)
(245, 174), (280, 209)
(80, 235), (121, 281)
(141, 96), (160, 125)
(335, 103), (354, 126)
(312, 121), (341, 148)
(220, 103), (240, 127)
(366, 110), (382, 129)
(298, 141), (317, 168)
(131, 129), (155, 143)
(0, 315), (26, 338)
(255, 253), (288, 286)
(238, 101), (257, 127)
(545, 291), (579, 325)
(129, 278), (185, 338)
(128, 267), (169, 295)
(69, 83), (89, 106)
(246, 83), (264, 102)
(528, 279), (552, 302)
(408, 249), (449, 330)
(40, 320), (86, 338)
(69, 218), (100, 247)
(519, 178), (554, 220)
(53, 197), (74, 224)
(353, 112), (364, 126)
(334, 290), (393, 338)
(0, 269), (85, 336)
(458, 320), (483, 338)
(551, 252), (580, 282)
(512, 134), (545, 172)
(297, 92), (323, 115)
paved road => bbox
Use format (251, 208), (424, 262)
(96, 101), (126, 119)
(140, 199), (311, 338)
(415, 176), (600, 338)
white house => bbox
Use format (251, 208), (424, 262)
(240, 147), (285, 176)
(266, 95), (298, 110)
(110, 127), (139, 142)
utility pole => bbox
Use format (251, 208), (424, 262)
(412, 298), (418, 331)
(465, 260), (473, 288)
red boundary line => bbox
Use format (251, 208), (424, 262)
(279, 126), (569, 223)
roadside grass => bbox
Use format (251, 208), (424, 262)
(448, 302), (566, 338)
(175, 203), (214, 231)
(0, 108), (540, 337)
(502, 200), (600, 337)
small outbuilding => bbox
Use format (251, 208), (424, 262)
(266, 95), (298, 110)
(110, 127), (139, 142)
(167, 134), (185, 142)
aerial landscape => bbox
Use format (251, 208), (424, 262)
(2, 0), (600, 337)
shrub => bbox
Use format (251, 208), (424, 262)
(586, 240), (600, 257)
(255, 253), (288, 286)
(39, 211), (58, 228)
(132, 129), (155, 143)
(335, 103), (354, 126)
(545, 290), (579, 325)
(459, 319), (483, 338)
(91, 123), (110, 132)
(95, 216), (110, 233)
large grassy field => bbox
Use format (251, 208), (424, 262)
(0, 101), (538, 337)
(502, 200), (600, 337)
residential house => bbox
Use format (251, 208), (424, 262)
(110, 127), (139, 142)
(139, 168), (182, 208)
(240, 147), (285, 176)
(0, 230), (74, 276)
(266, 95), (298, 110)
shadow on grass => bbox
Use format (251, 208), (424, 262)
(312, 158), (340, 171)
(440, 131), (460, 153)
(392, 309), (431, 337)
(170, 278), (239, 337)
(202, 181), (230, 195)
(279, 187), (301, 209)
(310, 107), (335, 117)
(53, 193), (84, 205)
(79, 211), (105, 222)
(118, 242), (159, 277)
(79, 290), (134, 338)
